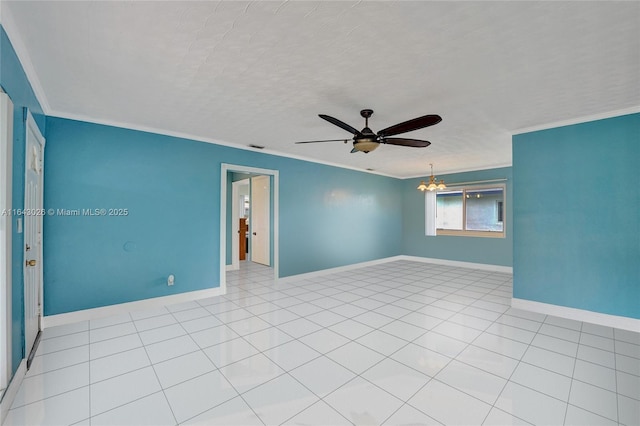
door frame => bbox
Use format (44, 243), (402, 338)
(0, 92), (13, 394)
(229, 178), (249, 271)
(23, 111), (45, 360)
(220, 164), (278, 294)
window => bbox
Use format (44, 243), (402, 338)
(435, 185), (505, 237)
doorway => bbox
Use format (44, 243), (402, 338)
(230, 178), (250, 271)
(220, 164), (278, 294)
(23, 112), (45, 365)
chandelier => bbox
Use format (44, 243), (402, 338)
(417, 164), (446, 192)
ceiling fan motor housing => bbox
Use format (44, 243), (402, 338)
(355, 109), (378, 152)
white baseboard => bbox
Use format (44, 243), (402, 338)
(512, 298), (640, 333)
(0, 360), (26, 425)
(278, 256), (406, 283)
(42, 287), (224, 329)
(226, 264), (238, 271)
(279, 255), (512, 284)
(42, 256), (511, 328)
(400, 255), (513, 274)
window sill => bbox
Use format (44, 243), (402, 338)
(436, 229), (505, 238)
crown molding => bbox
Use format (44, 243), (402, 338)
(513, 106), (640, 135)
(403, 162), (513, 180)
(49, 110), (398, 179)
(0, 7), (51, 114)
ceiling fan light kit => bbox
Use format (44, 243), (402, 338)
(295, 109), (441, 154)
(352, 138), (379, 153)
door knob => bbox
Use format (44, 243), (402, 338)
(26, 259), (36, 267)
(253, 232), (257, 235)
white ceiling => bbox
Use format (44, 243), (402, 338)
(2, 1), (639, 178)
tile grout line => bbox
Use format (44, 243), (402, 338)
(381, 272), (523, 425)
(490, 309), (622, 423)
(438, 276), (531, 425)
(382, 273), (508, 421)
(128, 310), (180, 426)
(563, 337), (623, 423)
(182, 309), (267, 426)
(477, 299), (546, 425)
(562, 320), (582, 424)
(163, 303), (271, 425)
(225, 265), (418, 424)
(614, 328), (621, 425)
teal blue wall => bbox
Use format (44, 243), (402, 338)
(1, 25), (46, 375)
(513, 113), (640, 319)
(43, 117), (403, 315)
(280, 161), (403, 276)
(402, 167), (513, 267)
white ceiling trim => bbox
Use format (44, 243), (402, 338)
(513, 105), (640, 136)
(403, 162), (513, 180)
(0, 5), (51, 114)
(49, 110), (398, 179)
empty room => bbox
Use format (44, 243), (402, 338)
(0, 1), (638, 425)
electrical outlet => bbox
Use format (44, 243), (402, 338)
(167, 274), (175, 286)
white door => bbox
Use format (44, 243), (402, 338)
(24, 113), (44, 359)
(250, 175), (270, 266)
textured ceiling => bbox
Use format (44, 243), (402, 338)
(2, 1), (639, 178)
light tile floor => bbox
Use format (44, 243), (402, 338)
(3, 260), (639, 425)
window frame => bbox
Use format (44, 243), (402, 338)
(435, 183), (506, 238)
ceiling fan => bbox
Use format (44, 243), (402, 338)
(295, 109), (442, 153)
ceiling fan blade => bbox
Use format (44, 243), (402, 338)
(377, 114), (442, 137)
(381, 137), (431, 148)
(319, 114), (362, 136)
(294, 139), (350, 144)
